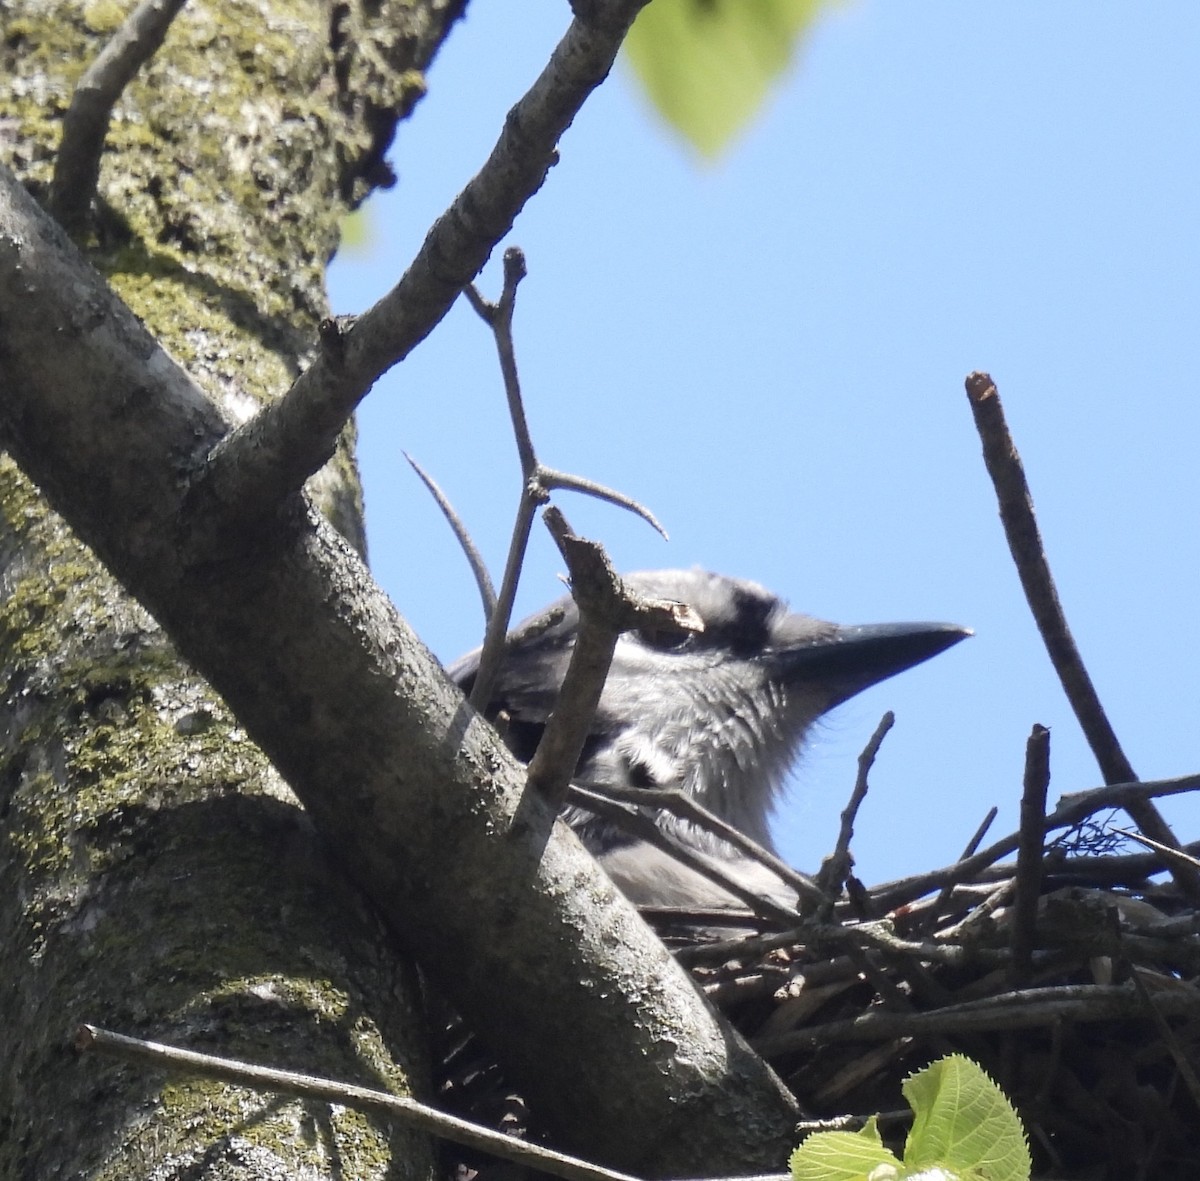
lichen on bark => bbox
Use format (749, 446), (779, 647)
(0, 0), (463, 1175)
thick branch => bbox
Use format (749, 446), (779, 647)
(0, 156), (798, 1174)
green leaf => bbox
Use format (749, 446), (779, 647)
(790, 1116), (904, 1181)
(623, 0), (828, 159)
(902, 1055), (1031, 1181)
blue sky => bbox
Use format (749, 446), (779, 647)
(327, 3), (1200, 887)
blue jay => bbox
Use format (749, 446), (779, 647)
(450, 569), (969, 922)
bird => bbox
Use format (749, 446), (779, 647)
(449, 568), (970, 929)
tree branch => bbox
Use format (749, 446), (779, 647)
(77, 1025), (643, 1181)
(528, 507), (700, 806)
(1009, 724), (1050, 987)
(465, 248), (664, 713)
(192, 2), (652, 539)
(965, 371), (1200, 901)
(0, 150), (798, 1174)
(50, 0), (188, 234)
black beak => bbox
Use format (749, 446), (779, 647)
(774, 620), (972, 707)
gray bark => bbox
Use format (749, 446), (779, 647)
(0, 1), (800, 1176)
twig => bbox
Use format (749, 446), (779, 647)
(466, 249), (543, 709)
(1128, 968), (1200, 1117)
(962, 806), (1000, 859)
(466, 250), (665, 713)
(935, 879), (1014, 942)
(910, 806), (999, 935)
(403, 453), (497, 622)
(965, 372), (1200, 901)
(753, 982), (1200, 1056)
(527, 508), (700, 807)
(76, 1024), (641, 1181)
(568, 784), (799, 926)
(187, 1), (652, 548)
(870, 773), (1200, 915)
(1010, 724), (1050, 987)
(1114, 828), (1200, 873)
(538, 465), (667, 533)
(465, 249), (535, 472)
(50, 0), (189, 234)
(79, 1024), (791, 1181)
(575, 782), (826, 907)
(817, 713), (894, 902)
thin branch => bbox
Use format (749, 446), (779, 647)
(576, 782), (825, 906)
(472, 247), (537, 474)
(529, 508), (701, 806)
(871, 773), (1200, 915)
(1114, 827), (1200, 872)
(817, 713), (894, 902)
(469, 482), (543, 711)
(466, 250), (664, 712)
(1010, 724), (1050, 987)
(965, 371), (1200, 901)
(539, 465), (667, 538)
(467, 249), (543, 708)
(79, 1025), (793, 1181)
(568, 785), (800, 926)
(76, 1024), (641, 1181)
(753, 981), (1200, 1056)
(50, 0), (189, 234)
(965, 373), (1132, 782)
(911, 806), (999, 936)
(189, 1), (652, 545)
(404, 452), (497, 622)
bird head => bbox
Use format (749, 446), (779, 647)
(450, 569), (970, 851)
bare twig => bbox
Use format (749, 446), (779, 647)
(911, 806), (999, 936)
(467, 249), (543, 708)
(50, 0), (188, 234)
(403, 453), (497, 622)
(753, 981), (1200, 1056)
(1010, 724), (1051, 987)
(467, 248), (536, 472)
(538, 465), (667, 534)
(465, 250), (665, 713)
(568, 784), (799, 926)
(965, 373), (1132, 782)
(962, 806), (1000, 859)
(189, 2), (652, 546)
(1114, 828), (1200, 873)
(817, 713), (894, 902)
(575, 782), (826, 907)
(76, 1024), (641, 1181)
(871, 773), (1200, 915)
(965, 371), (1200, 901)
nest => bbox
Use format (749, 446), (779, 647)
(671, 775), (1200, 1181)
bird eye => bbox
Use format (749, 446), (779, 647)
(635, 626), (695, 652)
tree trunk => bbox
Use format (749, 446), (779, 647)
(0, 0), (461, 1175)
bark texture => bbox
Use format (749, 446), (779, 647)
(0, 0), (462, 1175)
(0, 0), (804, 1175)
